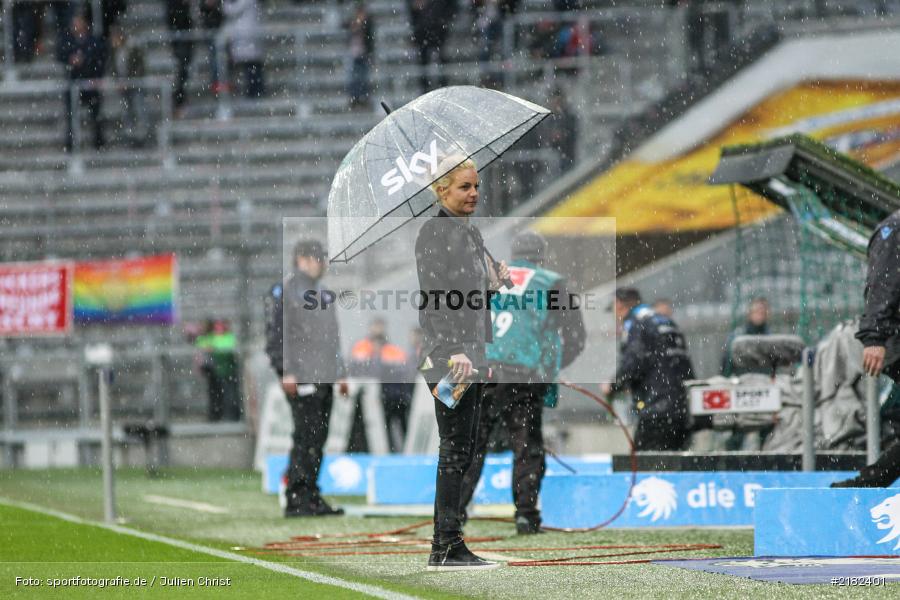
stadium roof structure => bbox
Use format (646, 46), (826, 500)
(709, 133), (900, 258)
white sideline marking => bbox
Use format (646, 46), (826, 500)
(0, 498), (420, 600)
(143, 494), (230, 514)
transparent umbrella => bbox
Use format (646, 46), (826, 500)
(326, 86), (550, 263)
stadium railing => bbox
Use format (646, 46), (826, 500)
(0, 344), (251, 468)
(67, 76), (173, 173)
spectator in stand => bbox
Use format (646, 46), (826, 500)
(345, 1), (374, 109)
(166, 0), (193, 117)
(408, 0), (457, 93)
(542, 89), (577, 171)
(63, 12), (107, 152)
(200, 0), (226, 94)
(556, 14), (591, 59)
(108, 24), (149, 147)
(13, 1), (41, 63)
(86, 0), (127, 34)
(528, 18), (559, 59)
(14, 1), (74, 64)
(554, 0), (579, 10)
(472, 0), (519, 63)
(223, 0), (265, 99)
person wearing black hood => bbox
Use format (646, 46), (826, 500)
(63, 12), (107, 152)
(416, 156), (508, 571)
(166, 0), (193, 116)
(265, 239), (349, 517)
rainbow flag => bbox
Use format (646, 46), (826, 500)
(74, 254), (178, 325)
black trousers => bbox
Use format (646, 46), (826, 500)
(64, 88), (103, 150)
(285, 384), (333, 507)
(459, 381), (547, 522)
(854, 431), (900, 486)
(172, 40), (194, 109)
(634, 413), (689, 451)
(429, 376), (483, 544)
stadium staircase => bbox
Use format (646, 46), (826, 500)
(1, 0), (887, 427)
(0, 0), (683, 329)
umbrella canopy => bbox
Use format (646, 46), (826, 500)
(326, 86), (550, 263)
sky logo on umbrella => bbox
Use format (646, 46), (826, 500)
(380, 140), (441, 195)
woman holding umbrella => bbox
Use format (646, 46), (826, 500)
(415, 156), (509, 572)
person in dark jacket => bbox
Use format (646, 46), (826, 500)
(602, 287), (695, 451)
(200, 0), (225, 92)
(459, 229), (586, 535)
(833, 210), (900, 488)
(166, 0), (193, 115)
(346, 2), (374, 108)
(265, 239), (348, 516)
(416, 156), (507, 571)
(63, 13), (107, 151)
(408, 0), (456, 92)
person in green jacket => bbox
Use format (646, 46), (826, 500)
(196, 319), (242, 421)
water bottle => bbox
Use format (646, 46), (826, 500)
(431, 368), (479, 410)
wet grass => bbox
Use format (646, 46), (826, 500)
(0, 467), (884, 599)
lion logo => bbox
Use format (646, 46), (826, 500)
(327, 457), (363, 491)
(871, 493), (900, 550)
(631, 476), (677, 522)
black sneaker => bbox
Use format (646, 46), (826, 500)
(830, 476), (886, 488)
(427, 540), (500, 572)
(284, 503), (319, 518)
(311, 498), (345, 516)
(284, 498), (344, 517)
(515, 515), (544, 535)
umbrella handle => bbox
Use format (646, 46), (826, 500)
(485, 250), (514, 289)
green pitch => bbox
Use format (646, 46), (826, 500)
(0, 468), (871, 598)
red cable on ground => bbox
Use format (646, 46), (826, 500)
(256, 381), (719, 566)
(526, 380), (638, 532)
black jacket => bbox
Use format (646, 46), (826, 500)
(611, 304), (695, 422)
(415, 208), (493, 367)
(65, 32), (107, 81)
(264, 272), (346, 383)
(167, 0), (193, 31)
(857, 210), (900, 347)
(856, 210), (900, 380)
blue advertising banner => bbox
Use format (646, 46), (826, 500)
(656, 556), (900, 584)
(541, 472), (859, 529)
(264, 452), (614, 502)
(368, 453), (612, 505)
(264, 453), (374, 496)
(755, 488), (900, 556)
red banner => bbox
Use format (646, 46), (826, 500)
(0, 261), (74, 336)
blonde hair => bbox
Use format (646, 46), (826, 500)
(430, 156), (477, 202)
